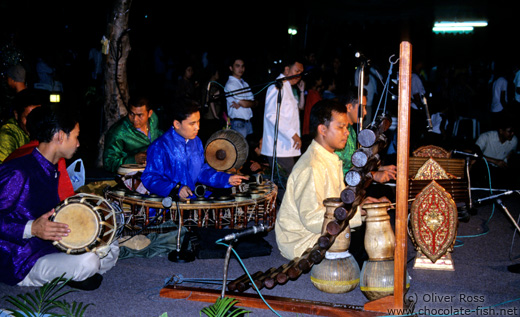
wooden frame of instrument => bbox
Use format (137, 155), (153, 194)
(105, 182), (278, 231)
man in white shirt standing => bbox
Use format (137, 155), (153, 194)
(261, 57), (305, 202)
(225, 58), (256, 138)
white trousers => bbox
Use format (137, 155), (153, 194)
(18, 242), (120, 287)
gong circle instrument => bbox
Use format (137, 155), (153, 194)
(104, 181), (277, 232)
(204, 129), (248, 171)
(50, 193), (124, 255)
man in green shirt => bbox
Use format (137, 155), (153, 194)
(0, 89), (43, 163)
(335, 88), (396, 183)
(103, 96), (163, 173)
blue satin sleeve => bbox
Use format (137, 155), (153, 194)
(141, 129), (231, 197)
(141, 141), (176, 197)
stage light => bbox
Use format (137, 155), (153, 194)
(432, 20), (487, 34)
(50, 93), (61, 103)
(434, 21), (488, 27)
(288, 27), (297, 36)
(433, 26), (474, 33)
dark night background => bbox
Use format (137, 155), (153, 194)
(2, 0), (516, 79)
(0, 0), (517, 169)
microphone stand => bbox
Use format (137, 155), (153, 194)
(496, 198), (520, 274)
(357, 60), (366, 134)
(271, 80), (283, 182)
(165, 185), (195, 263)
(477, 191), (520, 273)
(267, 72), (304, 182)
(221, 239), (236, 298)
(208, 73), (305, 183)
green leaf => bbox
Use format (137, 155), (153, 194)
(2, 273), (93, 317)
(200, 297), (250, 317)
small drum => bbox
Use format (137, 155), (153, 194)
(117, 163), (145, 176)
(51, 193), (124, 255)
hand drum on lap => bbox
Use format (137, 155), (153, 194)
(51, 194), (123, 255)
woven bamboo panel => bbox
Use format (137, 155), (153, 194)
(409, 179), (470, 206)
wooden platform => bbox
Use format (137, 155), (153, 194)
(160, 285), (385, 316)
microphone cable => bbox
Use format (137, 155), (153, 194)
(455, 157), (494, 246)
(216, 240), (283, 317)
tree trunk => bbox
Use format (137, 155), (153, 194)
(96, 0), (132, 167)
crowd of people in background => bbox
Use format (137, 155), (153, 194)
(1, 40), (519, 190)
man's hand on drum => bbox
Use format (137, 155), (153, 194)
(179, 185), (193, 200)
(228, 174), (249, 187)
(32, 210), (70, 241)
(135, 152), (147, 165)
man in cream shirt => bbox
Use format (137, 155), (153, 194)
(275, 99), (388, 260)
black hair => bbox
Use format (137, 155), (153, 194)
(281, 54), (305, 69)
(497, 114), (515, 132)
(227, 56), (246, 69)
(306, 68), (323, 88)
(172, 99), (200, 123)
(26, 105), (78, 143)
(13, 88), (47, 117)
(128, 96), (152, 111)
(337, 86), (362, 107)
(309, 99), (347, 137)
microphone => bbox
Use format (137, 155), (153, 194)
(452, 150), (479, 158)
(162, 183), (182, 208)
(355, 51), (370, 64)
(204, 81), (212, 108)
(221, 224), (266, 242)
(476, 190), (514, 204)
(275, 72), (307, 82)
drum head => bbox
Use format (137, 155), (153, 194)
(54, 203), (100, 250)
(204, 129), (248, 171)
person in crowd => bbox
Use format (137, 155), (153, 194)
(0, 106), (119, 290)
(321, 72), (337, 101)
(199, 64), (224, 144)
(471, 117), (518, 188)
(301, 69), (323, 136)
(5, 64), (27, 94)
(225, 57), (257, 138)
(240, 133), (269, 177)
(261, 56), (305, 202)
(0, 88), (44, 163)
(103, 96), (163, 173)
(489, 63), (509, 130)
(275, 99), (390, 260)
(175, 63), (199, 105)
(141, 101), (248, 200)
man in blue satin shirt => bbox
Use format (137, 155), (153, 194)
(141, 101), (248, 200)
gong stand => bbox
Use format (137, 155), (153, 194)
(160, 42), (412, 316)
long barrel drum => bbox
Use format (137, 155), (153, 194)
(228, 115), (392, 293)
